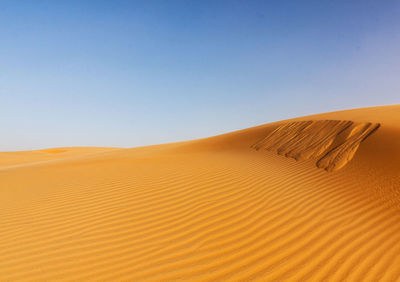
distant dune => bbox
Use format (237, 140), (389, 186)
(1, 105), (400, 281)
(0, 147), (120, 168)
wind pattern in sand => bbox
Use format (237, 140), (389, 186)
(252, 120), (380, 171)
(1, 106), (400, 281)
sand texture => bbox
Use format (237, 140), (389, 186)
(1, 105), (400, 281)
(252, 120), (380, 171)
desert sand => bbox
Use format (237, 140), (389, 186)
(1, 105), (400, 281)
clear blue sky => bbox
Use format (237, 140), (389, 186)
(1, 0), (399, 150)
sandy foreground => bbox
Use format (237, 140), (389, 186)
(1, 105), (400, 281)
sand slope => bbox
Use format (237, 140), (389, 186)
(251, 120), (380, 171)
(1, 105), (400, 281)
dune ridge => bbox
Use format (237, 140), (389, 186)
(0, 105), (399, 281)
(252, 120), (380, 171)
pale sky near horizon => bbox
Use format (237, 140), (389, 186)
(1, 0), (399, 151)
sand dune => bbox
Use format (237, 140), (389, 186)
(1, 105), (400, 281)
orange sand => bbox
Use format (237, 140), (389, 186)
(1, 105), (400, 281)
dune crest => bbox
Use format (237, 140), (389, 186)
(252, 120), (380, 171)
